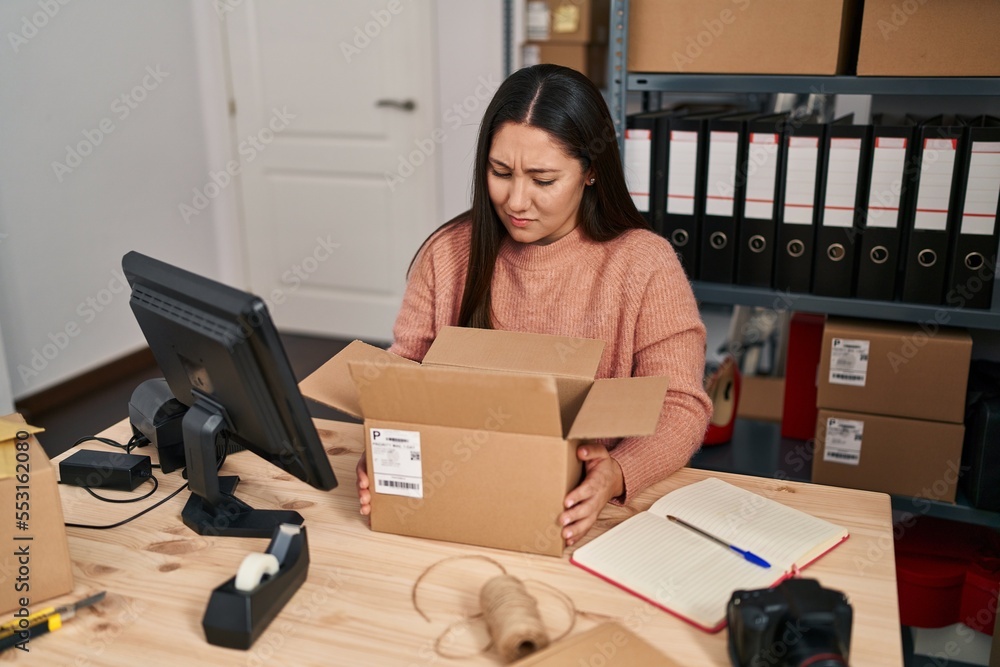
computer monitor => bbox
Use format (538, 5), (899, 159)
(122, 251), (338, 538)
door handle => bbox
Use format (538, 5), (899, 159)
(375, 99), (416, 112)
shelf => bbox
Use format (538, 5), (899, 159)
(627, 74), (1000, 97)
(687, 418), (1000, 529)
(691, 282), (1000, 329)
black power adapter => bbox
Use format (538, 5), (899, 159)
(59, 450), (153, 491)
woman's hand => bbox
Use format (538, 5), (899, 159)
(558, 443), (624, 547)
(356, 455), (372, 516)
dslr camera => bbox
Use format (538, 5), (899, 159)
(727, 578), (852, 667)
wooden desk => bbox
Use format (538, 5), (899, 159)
(39, 419), (902, 665)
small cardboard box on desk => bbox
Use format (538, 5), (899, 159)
(300, 327), (669, 557)
(0, 414), (74, 614)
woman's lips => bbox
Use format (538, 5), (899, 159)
(509, 215), (531, 228)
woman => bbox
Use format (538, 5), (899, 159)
(357, 64), (711, 547)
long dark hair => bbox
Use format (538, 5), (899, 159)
(421, 64), (650, 329)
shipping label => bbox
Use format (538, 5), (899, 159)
(829, 338), (870, 386)
(370, 428), (423, 499)
(823, 417), (863, 466)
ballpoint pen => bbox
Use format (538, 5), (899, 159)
(667, 515), (771, 569)
(0, 591), (106, 651)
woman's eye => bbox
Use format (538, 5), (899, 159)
(490, 169), (511, 179)
(534, 179), (554, 187)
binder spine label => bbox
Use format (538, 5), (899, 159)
(824, 417), (863, 466)
(706, 131), (738, 217)
(867, 139), (908, 229)
(624, 129), (652, 213)
(914, 138), (958, 231)
(783, 136), (820, 224)
(823, 139), (863, 228)
(371, 428), (424, 498)
(745, 133), (779, 220)
(961, 141), (1000, 235)
(667, 131), (698, 215)
(829, 338), (869, 386)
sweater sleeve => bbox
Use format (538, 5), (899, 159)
(387, 242), (438, 362)
(608, 266), (713, 505)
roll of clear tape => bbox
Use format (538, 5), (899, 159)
(234, 552), (281, 592)
(480, 575), (549, 663)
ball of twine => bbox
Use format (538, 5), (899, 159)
(480, 574), (550, 662)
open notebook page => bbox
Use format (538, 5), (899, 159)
(647, 478), (848, 569)
(572, 511), (780, 630)
(571, 479), (848, 631)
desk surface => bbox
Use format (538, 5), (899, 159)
(39, 419), (902, 666)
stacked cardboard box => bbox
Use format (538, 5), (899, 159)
(812, 318), (972, 502)
(627, 0), (861, 75)
(522, 0), (609, 88)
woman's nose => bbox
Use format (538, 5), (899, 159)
(508, 177), (530, 212)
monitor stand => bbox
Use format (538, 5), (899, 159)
(181, 398), (304, 538)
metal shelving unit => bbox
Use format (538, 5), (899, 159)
(606, 0), (1000, 528)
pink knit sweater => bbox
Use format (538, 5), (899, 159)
(388, 220), (712, 504)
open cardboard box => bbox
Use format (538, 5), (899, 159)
(300, 327), (668, 556)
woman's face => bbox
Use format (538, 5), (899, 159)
(487, 122), (592, 246)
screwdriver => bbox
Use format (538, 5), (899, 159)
(0, 591), (106, 651)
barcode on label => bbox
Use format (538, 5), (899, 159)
(832, 373), (864, 381)
(825, 450), (859, 462)
(377, 479), (420, 490)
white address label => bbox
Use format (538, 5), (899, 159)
(370, 428), (423, 498)
(823, 417), (864, 466)
(829, 338), (870, 386)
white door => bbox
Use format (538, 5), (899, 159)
(223, 1), (439, 341)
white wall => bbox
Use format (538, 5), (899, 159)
(0, 1), (228, 399)
(433, 0), (505, 221)
(0, 321), (13, 415)
(0, 1), (506, 401)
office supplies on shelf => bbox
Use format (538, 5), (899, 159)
(946, 115), (1000, 310)
(813, 118), (872, 298)
(774, 115), (827, 293)
(735, 113), (789, 288)
(570, 477), (848, 633)
(202, 523), (309, 650)
(625, 111), (668, 231)
(856, 114), (918, 301)
(900, 116), (965, 305)
(666, 515), (770, 568)
(699, 112), (758, 284)
(663, 111), (728, 277)
(0, 591), (105, 651)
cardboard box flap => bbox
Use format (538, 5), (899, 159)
(422, 326), (605, 380)
(349, 362), (564, 436)
(512, 622), (678, 666)
(298, 340), (417, 418)
(567, 376), (669, 440)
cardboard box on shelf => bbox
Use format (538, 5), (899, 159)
(812, 409), (964, 502)
(525, 0), (610, 44)
(0, 415), (74, 615)
(522, 42), (608, 89)
(857, 0), (1000, 76)
(816, 318), (972, 424)
(736, 375), (784, 423)
(627, 0), (862, 75)
(300, 327), (669, 557)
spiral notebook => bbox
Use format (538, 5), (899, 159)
(570, 478), (849, 633)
